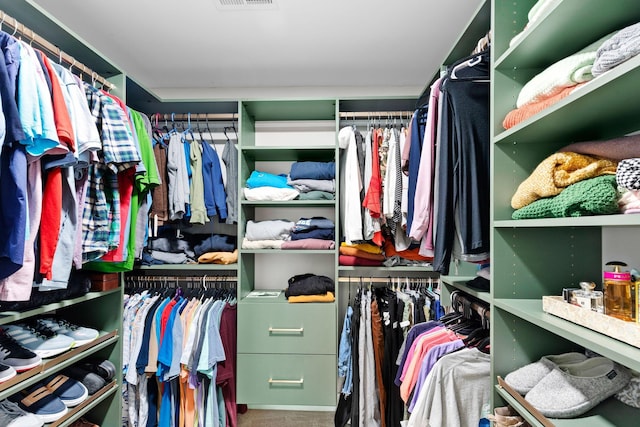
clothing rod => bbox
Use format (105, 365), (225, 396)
(152, 113), (237, 122)
(338, 111), (414, 119)
(451, 290), (489, 319)
(338, 277), (440, 285)
(125, 275), (237, 281)
(0, 10), (114, 90)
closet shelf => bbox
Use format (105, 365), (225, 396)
(242, 100), (336, 121)
(0, 289), (121, 326)
(494, 215), (640, 228)
(51, 381), (119, 427)
(240, 199), (335, 207)
(240, 146), (335, 161)
(440, 276), (489, 303)
(494, 0), (640, 70)
(241, 249), (335, 255)
(134, 264), (238, 271)
(494, 54), (640, 145)
(337, 266), (434, 273)
(495, 384), (640, 427)
(494, 299), (640, 373)
(0, 331), (118, 401)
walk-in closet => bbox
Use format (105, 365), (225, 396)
(0, 0), (639, 426)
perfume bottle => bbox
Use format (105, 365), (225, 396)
(603, 261), (635, 322)
(573, 281), (604, 313)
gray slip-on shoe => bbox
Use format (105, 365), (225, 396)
(525, 356), (631, 418)
(504, 352), (588, 395)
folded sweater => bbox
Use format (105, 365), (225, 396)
(593, 21), (640, 76)
(511, 152), (618, 209)
(512, 175), (619, 219)
(516, 33), (611, 108)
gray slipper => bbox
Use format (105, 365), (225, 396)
(504, 352), (587, 394)
(525, 357), (631, 418)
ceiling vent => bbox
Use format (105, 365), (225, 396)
(216, 0), (277, 10)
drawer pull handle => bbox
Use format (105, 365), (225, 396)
(268, 327), (304, 333)
(268, 378), (304, 385)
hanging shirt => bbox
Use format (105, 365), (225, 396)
(52, 64), (101, 165)
(167, 133), (190, 220)
(339, 126), (363, 243)
(201, 140), (228, 221)
(188, 139), (208, 225)
(410, 78), (443, 258)
(16, 41), (59, 156)
(222, 138), (238, 224)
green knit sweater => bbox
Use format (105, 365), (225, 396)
(512, 175), (620, 219)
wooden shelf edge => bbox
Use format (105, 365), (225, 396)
(50, 380), (119, 427)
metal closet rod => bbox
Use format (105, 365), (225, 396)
(0, 10), (115, 90)
(338, 277), (440, 284)
(152, 113), (238, 122)
(338, 111), (414, 119)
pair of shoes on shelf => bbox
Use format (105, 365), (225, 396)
(2, 318), (99, 359)
(486, 406), (530, 427)
(37, 318), (99, 347)
(69, 417), (100, 427)
(63, 358), (115, 395)
(0, 329), (42, 372)
(11, 374), (88, 423)
(0, 399), (42, 427)
(504, 352), (631, 418)
(2, 323), (74, 359)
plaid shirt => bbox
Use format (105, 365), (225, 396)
(85, 84), (140, 172)
(82, 85), (138, 261)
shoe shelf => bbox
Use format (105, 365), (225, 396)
(0, 331), (118, 400)
(494, 299), (640, 373)
(0, 289), (121, 326)
(495, 384), (640, 427)
(48, 380), (118, 427)
(495, 381), (639, 427)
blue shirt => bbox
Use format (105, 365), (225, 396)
(201, 141), (228, 220)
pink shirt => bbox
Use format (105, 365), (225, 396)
(409, 78), (443, 257)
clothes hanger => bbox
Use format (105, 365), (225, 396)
(449, 51), (490, 82)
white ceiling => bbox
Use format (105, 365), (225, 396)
(29, 0), (484, 101)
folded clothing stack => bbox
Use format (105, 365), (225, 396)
(339, 242), (385, 266)
(285, 274), (335, 303)
(242, 219), (295, 249)
(194, 234), (237, 264)
(143, 231), (237, 265)
(286, 217), (335, 247)
(287, 161), (336, 200)
(244, 170), (299, 201)
(504, 352), (633, 418)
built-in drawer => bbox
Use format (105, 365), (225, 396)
(237, 300), (336, 354)
(237, 353), (336, 406)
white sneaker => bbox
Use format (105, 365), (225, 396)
(36, 318), (99, 347)
(2, 324), (74, 358)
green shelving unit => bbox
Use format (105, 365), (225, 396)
(491, 0), (640, 424)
